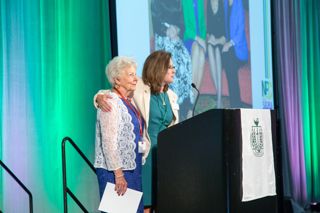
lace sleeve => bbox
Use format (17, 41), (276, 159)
(98, 98), (123, 170)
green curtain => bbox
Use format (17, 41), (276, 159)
(1, 0), (111, 212)
(300, 0), (320, 201)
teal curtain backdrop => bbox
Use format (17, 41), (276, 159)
(300, 0), (320, 203)
(274, 0), (320, 206)
(1, 0), (111, 212)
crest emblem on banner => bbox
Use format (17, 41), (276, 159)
(250, 118), (264, 157)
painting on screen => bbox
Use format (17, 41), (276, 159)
(149, 0), (251, 121)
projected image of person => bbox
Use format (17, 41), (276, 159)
(207, 0), (226, 108)
(222, 0), (248, 108)
(151, 0), (193, 121)
(94, 56), (146, 213)
(181, 0), (206, 97)
(93, 51), (179, 213)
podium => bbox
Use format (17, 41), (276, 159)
(157, 109), (279, 213)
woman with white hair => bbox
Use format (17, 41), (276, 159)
(94, 56), (146, 213)
(94, 50), (179, 212)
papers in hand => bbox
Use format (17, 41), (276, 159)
(98, 182), (143, 213)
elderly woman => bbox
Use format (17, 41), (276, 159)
(94, 56), (146, 213)
(94, 50), (179, 213)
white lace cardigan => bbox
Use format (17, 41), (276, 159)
(94, 91), (137, 171)
(93, 78), (179, 163)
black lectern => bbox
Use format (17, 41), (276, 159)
(157, 109), (278, 213)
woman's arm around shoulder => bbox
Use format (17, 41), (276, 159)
(93, 89), (113, 111)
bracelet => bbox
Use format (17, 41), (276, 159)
(115, 174), (124, 178)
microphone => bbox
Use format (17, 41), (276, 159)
(191, 83), (200, 117)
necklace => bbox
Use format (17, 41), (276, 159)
(159, 93), (166, 106)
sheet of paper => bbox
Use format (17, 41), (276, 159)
(98, 182), (143, 213)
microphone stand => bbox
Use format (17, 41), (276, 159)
(191, 83), (200, 117)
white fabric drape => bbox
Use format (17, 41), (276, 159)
(240, 109), (276, 201)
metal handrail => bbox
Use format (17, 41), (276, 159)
(62, 137), (96, 213)
(0, 160), (33, 213)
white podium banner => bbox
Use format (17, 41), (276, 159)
(240, 109), (276, 201)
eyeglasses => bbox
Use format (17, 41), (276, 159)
(168, 65), (176, 69)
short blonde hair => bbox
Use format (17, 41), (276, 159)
(105, 56), (137, 86)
